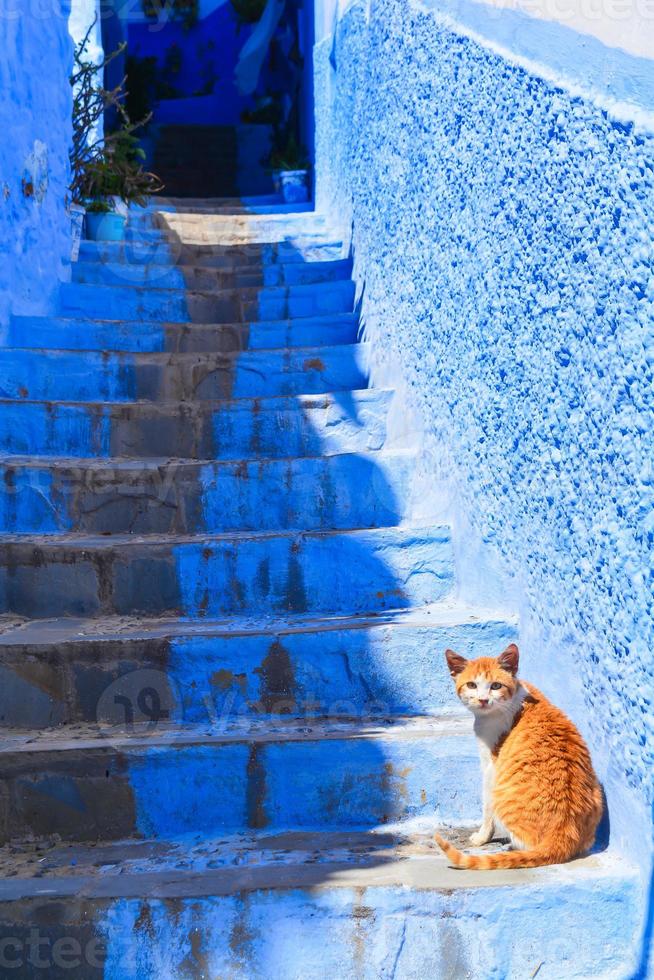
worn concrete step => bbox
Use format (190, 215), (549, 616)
(0, 451), (415, 535)
(102, 226), (339, 249)
(0, 838), (636, 980)
(59, 279), (355, 323)
(0, 604), (518, 728)
(147, 205), (324, 220)
(139, 196), (312, 214)
(150, 210), (330, 246)
(0, 715), (479, 843)
(79, 237), (345, 269)
(0, 344), (369, 402)
(0, 389), (390, 460)
(127, 212), (339, 247)
(80, 242), (345, 273)
(80, 237), (344, 267)
(147, 196), (314, 214)
(71, 259), (353, 291)
(6, 313), (358, 353)
(0, 523), (453, 618)
(143, 193), (282, 206)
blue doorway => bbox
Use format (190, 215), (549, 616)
(101, 0), (314, 198)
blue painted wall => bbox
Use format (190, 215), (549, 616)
(126, 3), (251, 126)
(119, 0), (309, 131)
(0, 7), (72, 328)
(313, 0), (654, 952)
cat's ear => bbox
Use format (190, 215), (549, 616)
(445, 649), (468, 677)
(498, 643), (519, 676)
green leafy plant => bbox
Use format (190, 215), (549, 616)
(69, 22), (127, 204)
(70, 19), (163, 207)
(86, 198), (114, 214)
(81, 131), (164, 207)
(268, 134), (309, 172)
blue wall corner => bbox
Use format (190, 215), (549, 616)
(0, 9), (73, 327)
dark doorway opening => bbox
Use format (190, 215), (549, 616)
(100, 0), (313, 199)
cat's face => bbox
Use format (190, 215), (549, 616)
(445, 644), (520, 715)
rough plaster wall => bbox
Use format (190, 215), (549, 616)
(314, 0), (654, 863)
(0, 9), (72, 327)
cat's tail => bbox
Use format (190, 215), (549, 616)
(434, 832), (571, 870)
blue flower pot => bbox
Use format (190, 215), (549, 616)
(276, 170), (309, 204)
(86, 211), (127, 242)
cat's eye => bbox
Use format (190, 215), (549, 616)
(490, 682), (502, 691)
(465, 681), (477, 689)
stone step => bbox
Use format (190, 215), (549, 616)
(0, 839), (636, 979)
(146, 205), (324, 221)
(79, 237), (345, 269)
(151, 201), (313, 216)
(0, 389), (391, 460)
(0, 836), (635, 980)
(144, 194), (283, 209)
(139, 198), (315, 217)
(0, 450), (414, 535)
(0, 523), (453, 619)
(0, 344), (369, 402)
(0, 715), (478, 843)
(6, 313), (359, 354)
(149, 210), (330, 247)
(0, 605), (517, 728)
(71, 259), (353, 291)
(59, 279), (355, 323)
(141, 224), (334, 249)
(103, 226), (338, 249)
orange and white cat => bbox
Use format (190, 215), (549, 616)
(434, 643), (603, 869)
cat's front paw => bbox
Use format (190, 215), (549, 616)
(469, 829), (492, 846)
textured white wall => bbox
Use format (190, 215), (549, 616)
(68, 0), (103, 57)
(313, 0), (654, 929)
(317, 0), (654, 55)
(486, 0), (654, 59)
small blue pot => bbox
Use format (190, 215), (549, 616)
(86, 211), (127, 242)
(275, 170), (309, 204)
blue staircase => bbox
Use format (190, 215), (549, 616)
(0, 202), (638, 978)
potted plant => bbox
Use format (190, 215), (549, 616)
(69, 23), (127, 257)
(85, 198), (126, 242)
(268, 136), (310, 203)
(81, 132), (163, 242)
(69, 20), (163, 250)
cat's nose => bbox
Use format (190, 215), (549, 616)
(479, 699), (489, 708)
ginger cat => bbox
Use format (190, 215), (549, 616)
(434, 643), (603, 869)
